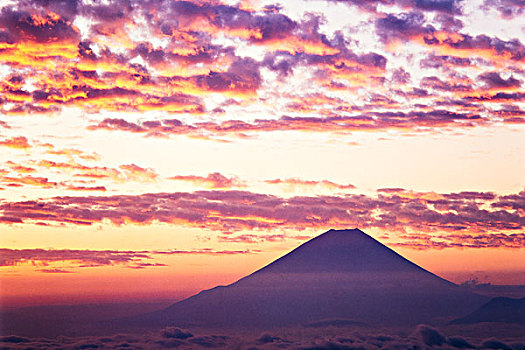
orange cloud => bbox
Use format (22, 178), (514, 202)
(0, 136), (31, 149)
(0, 175), (57, 188)
(6, 161), (36, 173)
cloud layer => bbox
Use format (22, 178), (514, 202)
(1, 188), (523, 248)
(0, 0), (523, 138)
(1, 324), (523, 349)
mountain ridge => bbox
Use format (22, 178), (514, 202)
(451, 296), (525, 325)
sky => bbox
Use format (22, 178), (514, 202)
(0, 0), (524, 307)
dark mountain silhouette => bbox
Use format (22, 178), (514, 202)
(451, 296), (525, 325)
(117, 229), (488, 329)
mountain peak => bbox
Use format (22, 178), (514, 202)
(324, 227), (367, 236)
(252, 228), (425, 274)
(317, 228), (372, 241)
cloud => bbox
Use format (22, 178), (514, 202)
(34, 159), (158, 183)
(447, 336), (475, 348)
(416, 324), (446, 346)
(466, 92), (525, 103)
(6, 161), (36, 173)
(65, 185), (107, 192)
(477, 72), (521, 90)
(88, 107), (485, 140)
(1, 188), (524, 248)
(194, 58), (262, 95)
(0, 154), (158, 192)
(420, 53), (473, 70)
(0, 0), (521, 140)
(0, 136), (31, 149)
(0, 248), (153, 268)
(0, 335), (31, 344)
(168, 172), (246, 189)
(482, 0), (525, 19)
(375, 11), (525, 65)
(481, 338), (513, 349)
(0, 121), (11, 129)
(0, 247), (256, 272)
(421, 75), (473, 92)
(37, 268), (75, 273)
(375, 12), (430, 44)
(0, 175), (58, 188)
(0, 323), (522, 349)
(0, 8), (79, 43)
(161, 328), (194, 339)
(331, 0), (463, 14)
(265, 178), (356, 191)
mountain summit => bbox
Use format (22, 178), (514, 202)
(255, 228), (437, 274)
(121, 229), (487, 329)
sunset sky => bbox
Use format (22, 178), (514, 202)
(0, 0), (524, 307)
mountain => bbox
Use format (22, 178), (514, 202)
(119, 229), (488, 329)
(451, 297), (525, 325)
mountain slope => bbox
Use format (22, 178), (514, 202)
(451, 297), (525, 324)
(119, 229), (487, 328)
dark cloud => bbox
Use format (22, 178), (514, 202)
(162, 328), (194, 339)
(447, 336), (475, 348)
(478, 72), (521, 90)
(375, 12), (430, 43)
(0, 335), (31, 343)
(482, 0), (525, 19)
(328, 0), (462, 13)
(0, 7), (79, 43)
(434, 13), (464, 30)
(195, 58), (262, 93)
(466, 92), (525, 103)
(481, 338), (512, 349)
(421, 75), (473, 92)
(16, 0), (81, 19)
(420, 54), (473, 69)
(416, 324), (446, 346)
(414, 0), (462, 14)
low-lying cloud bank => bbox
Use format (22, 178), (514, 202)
(1, 324), (524, 349)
